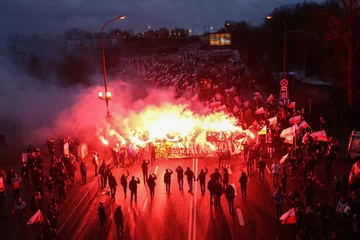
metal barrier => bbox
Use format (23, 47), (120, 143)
(57, 175), (101, 238)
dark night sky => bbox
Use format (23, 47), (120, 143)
(2, 0), (323, 35)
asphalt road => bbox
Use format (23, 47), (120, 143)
(68, 155), (300, 240)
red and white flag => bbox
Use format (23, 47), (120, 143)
(254, 92), (261, 97)
(280, 153), (289, 164)
(299, 121), (311, 129)
(225, 87), (235, 93)
(302, 133), (309, 144)
(255, 107), (265, 115)
(266, 94), (275, 103)
(279, 208), (297, 225)
(268, 116), (277, 126)
(27, 209), (43, 225)
(310, 130), (327, 142)
(210, 101), (222, 108)
(191, 94), (199, 102)
(287, 102), (296, 109)
(284, 136), (293, 145)
(280, 127), (295, 138)
(289, 115), (301, 125)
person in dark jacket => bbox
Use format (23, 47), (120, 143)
(207, 176), (216, 205)
(239, 171), (248, 199)
(108, 172), (118, 200)
(147, 173), (157, 198)
(214, 179), (223, 209)
(21, 163), (30, 188)
(175, 166), (184, 191)
(164, 169), (173, 194)
(99, 161), (107, 188)
(114, 206), (124, 238)
(129, 176), (140, 204)
(184, 167), (196, 193)
(197, 167), (208, 196)
(224, 184), (235, 214)
(141, 160), (150, 185)
(80, 160), (87, 184)
(257, 157), (266, 183)
(223, 168), (229, 188)
(120, 170), (129, 198)
(98, 202), (107, 231)
(281, 167), (288, 193)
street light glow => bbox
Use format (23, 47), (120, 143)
(117, 15), (126, 20)
(98, 92), (103, 98)
(189, 30), (192, 33)
(266, 16), (273, 19)
(106, 92), (112, 98)
(148, 25), (151, 29)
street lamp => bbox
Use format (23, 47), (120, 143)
(100, 15), (126, 118)
(137, 25), (151, 37)
(266, 15), (287, 80)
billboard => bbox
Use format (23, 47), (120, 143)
(209, 33), (231, 46)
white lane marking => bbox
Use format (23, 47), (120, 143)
(228, 164), (232, 174)
(231, 183), (237, 196)
(266, 165), (271, 174)
(193, 158), (198, 240)
(188, 161), (194, 240)
(142, 197), (148, 212)
(155, 166), (159, 175)
(236, 208), (245, 226)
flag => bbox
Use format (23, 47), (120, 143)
(27, 210), (43, 225)
(280, 127), (295, 138)
(266, 94), (275, 103)
(254, 92), (261, 97)
(255, 107), (265, 114)
(191, 94), (199, 102)
(216, 105), (227, 112)
(210, 101), (222, 108)
(225, 87), (235, 93)
(289, 115), (301, 125)
(302, 134), (309, 144)
(258, 126), (267, 135)
(292, 124), (299, 132)
(279, 153), (289, 164)
(299, 121), (311, 129)
(284, 136), (293, 145)
(268, 116), (277, 126)
(287, 102), (296, 109)
(279, 208), (297, 225)
(310, 130), (327, 142)
(349, 160), (360, 185)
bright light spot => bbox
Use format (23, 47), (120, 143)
(106, 92), (112, 98)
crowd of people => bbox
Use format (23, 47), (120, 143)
(0, 136), (82, 239)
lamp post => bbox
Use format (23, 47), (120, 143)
(266, 16), (287, 80)
(137, 25), (151, 37)
(100, 15), (126, 118)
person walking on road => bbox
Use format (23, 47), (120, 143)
(211, 168), (222, 183)
(175, 166), (184, 191)
(185, 167), (196, 193)
(257, 157), (266, 183)
(239, 171), (248, 200)
(114, 205), (124, 238)
(224, 184), (235, 214)
(214, 179), (223, 209)
(98, 202), (107, 231)
(141, 160), (150, 185)
(273, 187), (285, 219)
(164, 169), (173, 194)
(223, 168), (229, 188)
(99, 160), (107, 188)
(92, 152), (99, 176)
(80, 160), (87, 184)
(129, 176), (140, 205)
(271, 160), (280, 187)
(108, 172), (118, 200)
(280, 167), (288, 193)
(197, 167), (208, 196)
(120, 170), (129, 198)
(12, 197), (27, 231)
(207, 176), (216, 205)
(147, 173), (157, 199)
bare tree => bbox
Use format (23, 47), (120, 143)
(325, 0), (360, 109)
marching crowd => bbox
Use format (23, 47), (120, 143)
(140, 56), (360, 239)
